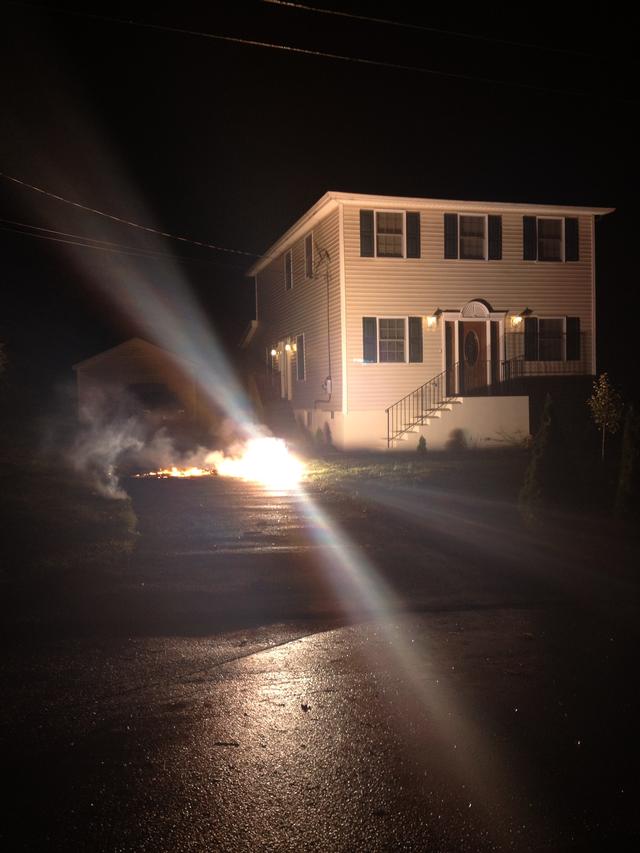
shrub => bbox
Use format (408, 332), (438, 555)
(416, 435), (427, 455)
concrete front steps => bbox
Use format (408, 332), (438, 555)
(387, 394), (529, 450)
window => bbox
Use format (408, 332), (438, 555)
(360, 210), (421, 258)
(538, 318), (564, 360)
(296, 334), (305, 380)
(284, 249), (292, 290)
(523, 316), (581, 361)
(523, 216), (579, 261)
(304, 234), (313, 279)
(362, 317), (423, 363)
(459, 215), (486, 260)
(444, 213), (502, 260)
(378, 318), (405, 362)
(376, 212), (404, 258)
(538, 218), (563, 261)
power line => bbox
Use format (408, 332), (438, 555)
(0, 219), (249, 269)
(0, 171), (261, 258)
(6, 3), (618, 101)
(263, 0), (596, 59)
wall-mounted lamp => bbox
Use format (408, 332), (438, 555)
(292, 343), (297, 352)
(284, 343), (292, 352)
(426, 308), (442, 328)
(510, 307), (531, 328)
(270, 348), (277, 357)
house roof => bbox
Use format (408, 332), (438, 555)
(246, 190), (615, 276)
(72, 337), (195, 371)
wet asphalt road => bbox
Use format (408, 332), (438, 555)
(1, 476), (638, 851)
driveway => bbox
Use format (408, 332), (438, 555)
(1, 474), (637, 850)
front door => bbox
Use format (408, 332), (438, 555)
(459, 321), (487, 393)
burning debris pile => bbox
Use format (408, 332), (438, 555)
(65, 387), (305, 497)
(135, 437), (305, 490)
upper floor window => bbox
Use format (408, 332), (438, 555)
(444, 213), (502, 260)
(459, 215), (486, 259)
(538, 218), (563, 261)
(304, 233), (313, 278)
(523, 216), (579, 262)
(376, 212), (404, 257)
(359, 210), (421, 258)
(284, 249), (293, 290)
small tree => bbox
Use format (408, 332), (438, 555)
(587, 373), (623, 461)
(615, 405), (640, 517)
(416, 435), (427, 455)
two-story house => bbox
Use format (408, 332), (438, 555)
(245, 192), (613, 449)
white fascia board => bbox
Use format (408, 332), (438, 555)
(331, 191), (615, 218)
(246, 193), (338, 277)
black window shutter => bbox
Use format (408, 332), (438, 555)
(408, 317), (423, 362)
(444, 213), (458, 259)
(360, 210), (374, 257)
(524, 317), (538, 360)
(296, 334), (305, 379)
(523, 216), (537, 260)
(363, 317), (377, 362)
(488, 215), (502, 260)
(406, 212), (421, 258)
(566, 317), (581, 361)
(565, 217), (579, 261)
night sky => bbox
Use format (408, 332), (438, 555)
(1, 2), (637, 405)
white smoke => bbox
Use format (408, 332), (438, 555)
(65, 386), (268, 498)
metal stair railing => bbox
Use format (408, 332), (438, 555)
(385, 362), (459, 447)
(384, 357), (530, 447)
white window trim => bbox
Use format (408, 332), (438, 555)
(284, 249), (293, 290)
(536, 216), (565, 263)
(304, 233), (314, 280)
(376, 316), (408, 363)
(295, 333), (306, 381)
(373, 210), (407, 259)
(457, 213), (488, 261)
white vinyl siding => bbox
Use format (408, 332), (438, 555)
(255, 209), (341, 411)
(342, 204), (594, 412)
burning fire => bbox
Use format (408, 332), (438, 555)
(135, 466), (214, 479)
(136, 437), (305, 489)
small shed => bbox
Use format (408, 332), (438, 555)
(73, 337), (203, 423)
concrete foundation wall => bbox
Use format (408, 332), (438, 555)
(417, 396), (530, 450)
(296, 395), (529, 451)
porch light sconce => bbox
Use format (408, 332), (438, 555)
(510, 308), (531, 328)
(426, 308), (442, 329)
(292, 343), (297, 352)
(284, 343), (292, 352)
(270, 348), (277, 357)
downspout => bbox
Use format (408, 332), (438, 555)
(313, 247), (332, 408)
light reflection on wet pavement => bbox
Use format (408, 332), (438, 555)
(1, 476), (638, 850)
